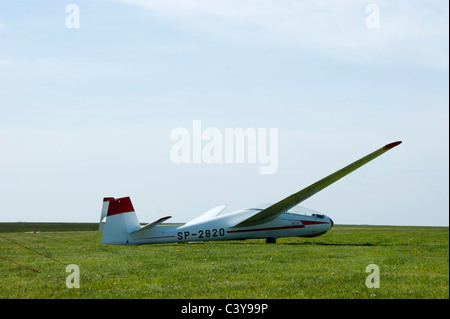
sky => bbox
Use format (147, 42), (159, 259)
(0, 0), (448, 226)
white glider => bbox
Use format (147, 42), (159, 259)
(99, 141), (401, 245)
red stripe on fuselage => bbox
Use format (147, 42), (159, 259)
(227, 220), (330, 234)
(140, 235), (176, 240)
(300, 220), (330, 225)
(227, 225), (305, 233)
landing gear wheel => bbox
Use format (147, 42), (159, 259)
(266, 237), (276, 244)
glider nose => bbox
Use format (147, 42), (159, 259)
(329, 218), (334, 228)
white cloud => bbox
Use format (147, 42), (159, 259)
(115, 0), (449, 69)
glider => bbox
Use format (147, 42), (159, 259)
(99, 141), (401, 245)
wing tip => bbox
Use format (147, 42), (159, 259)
(384, 141), (402, 149)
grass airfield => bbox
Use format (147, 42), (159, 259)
(0, 224), (448, 299)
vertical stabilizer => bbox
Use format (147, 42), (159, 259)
(100, 197), (141, 245)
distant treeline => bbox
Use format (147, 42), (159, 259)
(0, 222), (99, 233)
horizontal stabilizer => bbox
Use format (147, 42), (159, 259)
(129, 216), (172, 235)
(232, 141), (402, 228)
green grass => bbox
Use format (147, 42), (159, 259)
(0, 224), (448, 299)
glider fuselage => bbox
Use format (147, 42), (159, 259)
(126, 207), (333, 245)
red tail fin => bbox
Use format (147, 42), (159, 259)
(106, 197), (135, 216)
(100, 197), (141, 244)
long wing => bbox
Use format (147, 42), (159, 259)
(232, 141), (402, 228)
